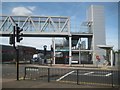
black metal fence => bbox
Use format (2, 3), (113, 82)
(23, 67), (120, 87)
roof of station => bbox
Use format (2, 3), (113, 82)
(97, 45), (114, 49)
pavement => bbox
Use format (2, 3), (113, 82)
(2, 62), (119, 70)
(2, 78), (112, 88)
(29, 64), (119, 71)
(70, 64), (119, 70)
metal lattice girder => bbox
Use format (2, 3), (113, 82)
(0, 15), (70, 36)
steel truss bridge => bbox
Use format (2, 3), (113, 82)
(0, 15), (93, 65)
(0, 15), (93, 37)
(0, 16), (71, 37)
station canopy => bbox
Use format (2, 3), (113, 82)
(97, 45), (114, 50)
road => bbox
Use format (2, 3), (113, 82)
(2, 64), (119, 87)
(2, 64), (26, 79)
(55, 70), (118, 86)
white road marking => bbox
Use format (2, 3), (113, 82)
(72, 73), (104, 77)
(84, 72), (94, 75)
(56, 71), (75, 81)
(105, 73), (112, 76)
(72, 72), (112, 77)
(57, 71), (112, 81)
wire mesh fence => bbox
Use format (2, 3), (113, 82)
(23, 67), (120, 87)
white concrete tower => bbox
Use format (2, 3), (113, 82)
(87, 5), (106, 64)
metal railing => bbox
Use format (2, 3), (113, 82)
(23, 67), (120, 87)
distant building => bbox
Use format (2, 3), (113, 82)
(1, 45), (16, 62)
(18, 45), (36, 62)
(0, 45), (36, 63)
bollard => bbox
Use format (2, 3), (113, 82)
(77, 69), (79, 85)
(48, 68), (50, 82)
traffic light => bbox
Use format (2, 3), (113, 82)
(9, 34), (15, 45)
(16, 26), (23, 42)
(9, 26), (15, 45)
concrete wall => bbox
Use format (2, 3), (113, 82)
(87, 5), (106, 64)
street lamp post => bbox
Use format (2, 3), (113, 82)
(43, 45), (47, 64)
(50, 45), (53, 66)
(79, 45), (81, 64)
(78, 39), (81, 65)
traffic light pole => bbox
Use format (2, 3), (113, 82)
(13, 26), (16, 49)
(13, 25), (19, 80)
(14, 26), (19, 80)
(16, 24), (22, 81)
(16, 48), (19, 80)
(16, 24), (23, 80)
(14, 25), (19, 80)
(9, 24), (23, 81)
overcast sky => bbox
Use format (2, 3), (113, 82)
(0, 2), (119, 50)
